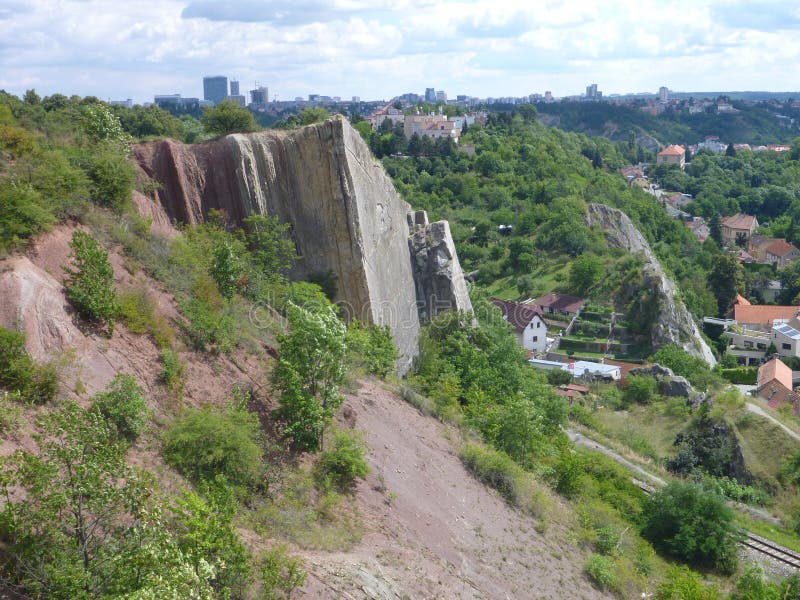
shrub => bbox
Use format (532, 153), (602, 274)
(117, 286), (174, 348)
(655, 565), (723, 600)
(314, 430), (370, 492)
(63, 230), (118, 333)
(719, 367), (758, 385)
(0, 185), (55, 253)
(85, 151), (135, 209)
(179, 297), (235, 354)
(159, 348), (185, 397)
(345, 321), (398, 378)
(595, 524), (620, 555)
(163, 405), (263, 490)
(0, 392), (22, 432)
(91, 374), (150, 442)
(622, 375), (657, 405)
(584, 553), (617, 590)
(0, 327), (58, 404)
(259, 544), (307, 600)
(642, 481), (740, 574)
(460, 443), (522, 505)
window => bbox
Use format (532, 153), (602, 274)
(757, 343), (766, 350)
(744, 341), (753, 348)
(536, 321), (540, 328)
(533, 336), (538, 342)
(783, 343), (792, 351)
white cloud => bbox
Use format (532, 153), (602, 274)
(1, 0), (800, 103)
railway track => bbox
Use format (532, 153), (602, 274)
(741, 534), (800, 570)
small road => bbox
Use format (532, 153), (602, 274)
(746, 402), (800, 444)
(565, 429), (666, 486)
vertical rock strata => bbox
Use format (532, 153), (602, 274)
(133, 116), (471, 372)
(585, 203), (716, 366)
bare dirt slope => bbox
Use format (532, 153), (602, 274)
(299, 380), (609, 600)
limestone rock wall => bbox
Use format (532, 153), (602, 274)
(585, 203), (716, 366)
(133, 117), (471, 373)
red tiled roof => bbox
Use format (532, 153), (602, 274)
(658, 144), (685, 156)
(564, 384), (590, 394)
(735, 304), (799, 326)
(734, 294), (751, 306)
(766, 239), (799, 258)
(721, 213), (757, 231)
(490, 298), (543, 333)
(758, 357), (792, 389)
(534, 292), (586, 314)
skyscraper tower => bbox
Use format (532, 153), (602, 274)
(230, 79), (240, 96)
(203, 75), (228, 105)
(425, 88), (436, 103)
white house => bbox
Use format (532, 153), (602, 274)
(570, 361), (622, 381)
(491, 298), (548, 353)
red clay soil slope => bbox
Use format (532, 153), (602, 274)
(298, 379), (610, 599)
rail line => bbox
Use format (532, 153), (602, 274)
(741, 534), (800, 570)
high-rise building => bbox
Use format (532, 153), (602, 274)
(659, 86), (669, 102)
(250, 86), (268, 108)
(230, 79), (240, 96)
(435, 90), (447, 103)
(203, 75), (228, 105)
(586, 83), (598, 98)
(425, 88), (436, 103)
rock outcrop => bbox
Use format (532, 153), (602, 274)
(585, 203), (716, 367)
(133, 117), (471, 372)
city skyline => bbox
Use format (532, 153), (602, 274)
(2, 0), (800, 104)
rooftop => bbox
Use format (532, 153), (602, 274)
(758, 356), (793, 390)
(734, 304), (799, 326)
(658, 144), (685, 156)
(721, 213), (757, 231)
(774, 322), (800, 340)
(534, 292), (586, 314)
(766, 239), (799, 257)
(490, 298), (544, 333)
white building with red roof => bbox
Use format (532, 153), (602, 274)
(656, 145), (686, 169)
(490, 298), (548, 352)
(721, 213), (758, 245)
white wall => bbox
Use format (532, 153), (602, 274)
(521, 315), (547, 353)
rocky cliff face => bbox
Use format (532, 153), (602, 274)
(133, 117), (471, 372)
(585, 203), (716, 366)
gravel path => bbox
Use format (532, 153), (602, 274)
(746, 402), (800, 443)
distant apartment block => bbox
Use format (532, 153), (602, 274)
(403, 114), (460, 142)
(203, 75), (228, 105)
(658, 86), (669, 102)
(366, 106), (405, 130)
(229, 79), (240, 96)
(250, 86), (268, 108)
(154, 94), (200, 111)
(656, 144), (686, 169)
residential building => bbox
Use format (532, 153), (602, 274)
(766, 239), (800, 268)
(656, 145), (686, 169)
(534, 292), (586, 318)
(721, 213), (758, 245)
(435, 90), (447, 103)
(403, 114), (460, 141)
(425, 88), (436, 103)
(203, 75), (228, 105)
(658, 86), (669, 102)
(365, 105), (405, 130)
(154, 94), (200, 111)
(250, 86), (268, 108)
(733, 303), (799, 331)
(491, 298), (548, 353)
(230, 80), (240, 96)
(773, 320), (800, 357)
(685, 217), (709, 242)
(569, 361), (621, 381)
(747, 235), (775, 261)
(756, 356), (800, 407)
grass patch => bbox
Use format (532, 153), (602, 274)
(117, 284), (175, 349)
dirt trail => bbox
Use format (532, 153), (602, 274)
(746, 402), (800, 443)
(299, 380), (610, 599)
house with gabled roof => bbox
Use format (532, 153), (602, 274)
(766, 239), (800, 268)
(490, 298), (548, 352)
(534, 292), (586, 318)
(721, 214), (758, 245)
(756, 356), (800, 408)
(656, 145), (686, 169)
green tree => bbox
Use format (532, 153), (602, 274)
(299, 107), (330, 125)
(209, 241), (244, 300)
(0, 401), (152, 598)
(243, 214), (298, 282)
(272, 303), (347, 451)
(82, 103), (130, 146)
(201, 101), (257, 136)
(708, 213), (722, 246)
(568, 253), (603, 293)
(623, 375), (657, 405)
(642, 481), (740, 573)
(90, 374), (150, 442)
(708, 251), (745, 316)
(63, 231), (118, 334)
(314, 429), (370, 492)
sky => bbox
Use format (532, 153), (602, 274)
(2, 0), (800, 104)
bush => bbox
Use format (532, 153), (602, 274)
(584, 553), (617, 590)
(622, 375), (657, 405)
(595, 524), (620, 555)
(345, 321), (398, 378)
(163, 405), (263, 490)
(91, 374), (150, 442)
(63, 231), (118, 333)
(0, 185), (55, 253)
(159, 348), (185, 397)
(460, 444), (522, 505)
(642, 481), (740, 574)
(85, 151), (135, 209)
(259, 544), (307, 600)
(719, 367), (757, 385)
(655, 565), (723, 600)
(314, 430), (370, 492)
(179, 297), (235, 354)
(117, 286), (174, 348)
(0, 327), (58, 404)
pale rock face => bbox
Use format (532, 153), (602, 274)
(133, 117), (471, 373)
(585, 203), (717, 366)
